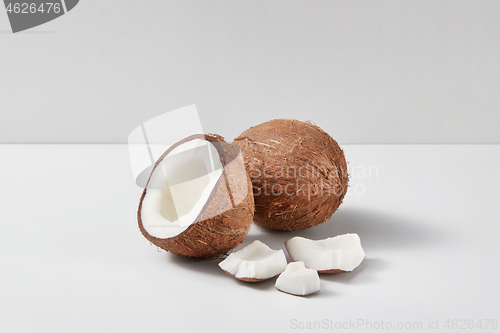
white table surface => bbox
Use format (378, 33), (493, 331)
(0, 144), (498, 333)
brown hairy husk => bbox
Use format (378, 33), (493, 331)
(138, 134), (255, 259)
(234, 119), (348, 231)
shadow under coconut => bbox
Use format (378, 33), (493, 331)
(304, 207), (443, 252)
(166, 254), (223, 278)
(319, 258), (389, 285)
(243, 206), (443, 254)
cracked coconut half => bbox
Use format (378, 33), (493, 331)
(138, 134), (255, 258)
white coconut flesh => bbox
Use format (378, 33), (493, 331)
(275, 261), (320, 296)
(218, 240), (288, 281)
(285, 234), (365, 272)
(141, 139), (223, 239)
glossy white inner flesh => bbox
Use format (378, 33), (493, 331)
(275, 261), (320, 296)
(285, 234), (365, 272)
(219, 240), (287, 280)
(141, 139), (223, 239)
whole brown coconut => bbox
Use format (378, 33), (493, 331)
(138, 134), (255, 258)
(233, 120), (348, 231)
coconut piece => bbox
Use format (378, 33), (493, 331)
(234, 119), (348, 231)
(218, 240), (287, 282)
(138, 134), (255, 259)
(285, 234), (365, 273)
(275, 261), (320, 296)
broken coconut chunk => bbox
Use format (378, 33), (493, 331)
(285, 234), (365, 273)
(275, 261), (320, 296)
(218, 240), (287, 282)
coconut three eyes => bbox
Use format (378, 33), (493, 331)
(234, 119), (348, 231)
(138, 134), (254, 258)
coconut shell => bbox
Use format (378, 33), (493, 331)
(138, 134), (254, 259)
(275, 288), (320, 297)
(234, 119), (348, 231)
(316, 260), (365, 274)
(220, 270), (268, 282)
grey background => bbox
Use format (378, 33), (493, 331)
(0, 0), (499, 144)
